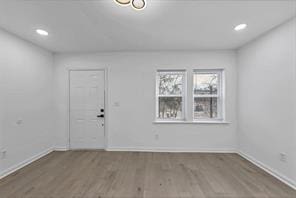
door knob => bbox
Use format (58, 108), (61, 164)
(97, 114), (104, 118)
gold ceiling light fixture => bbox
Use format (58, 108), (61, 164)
(131, 0), (146, 10)
(114, 0), (146, 10)
(114, 0), (131, 6)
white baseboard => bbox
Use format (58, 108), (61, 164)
(53, 147), (69, 151)
(0, 147), (53, 180)
(106, 147), (236, 153)
(238, 151), (296, 190)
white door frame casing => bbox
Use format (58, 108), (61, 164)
(66, 67), (109, 150)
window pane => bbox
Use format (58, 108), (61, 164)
(194, 97), (218, 119)
(158, 97), (182, 119)
(193, 73), (218, 95)
(158, 73), (183, 95)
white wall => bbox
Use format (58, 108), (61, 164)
(53, 51), (237, 151)
(0, 28), (54, 177)
(238, 18), (296, 186)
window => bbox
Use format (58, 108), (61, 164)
(193, 70), (224, 121)
(155, 69), (225, 123)
(156, 70), (186, 120)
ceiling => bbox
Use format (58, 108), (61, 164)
(0, 0), (295, 53)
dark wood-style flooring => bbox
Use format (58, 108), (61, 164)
(0, 151), (295, 198)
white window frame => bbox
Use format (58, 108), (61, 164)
(155, 70), (187, 121)
(192, 69), (225, 122)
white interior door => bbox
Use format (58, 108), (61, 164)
(70, 70), (105, 149)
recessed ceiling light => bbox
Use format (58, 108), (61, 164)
(234, 24), (247, 31)
(131, 0), (146, 10)
(36, 29), (49, 36)
(114, 0), (131, 6)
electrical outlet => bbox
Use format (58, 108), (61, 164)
(280, 153), (287, 162)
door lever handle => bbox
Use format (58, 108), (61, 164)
(97, 114), (104, 118)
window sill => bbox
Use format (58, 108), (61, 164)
(153, 120), (230, 124)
